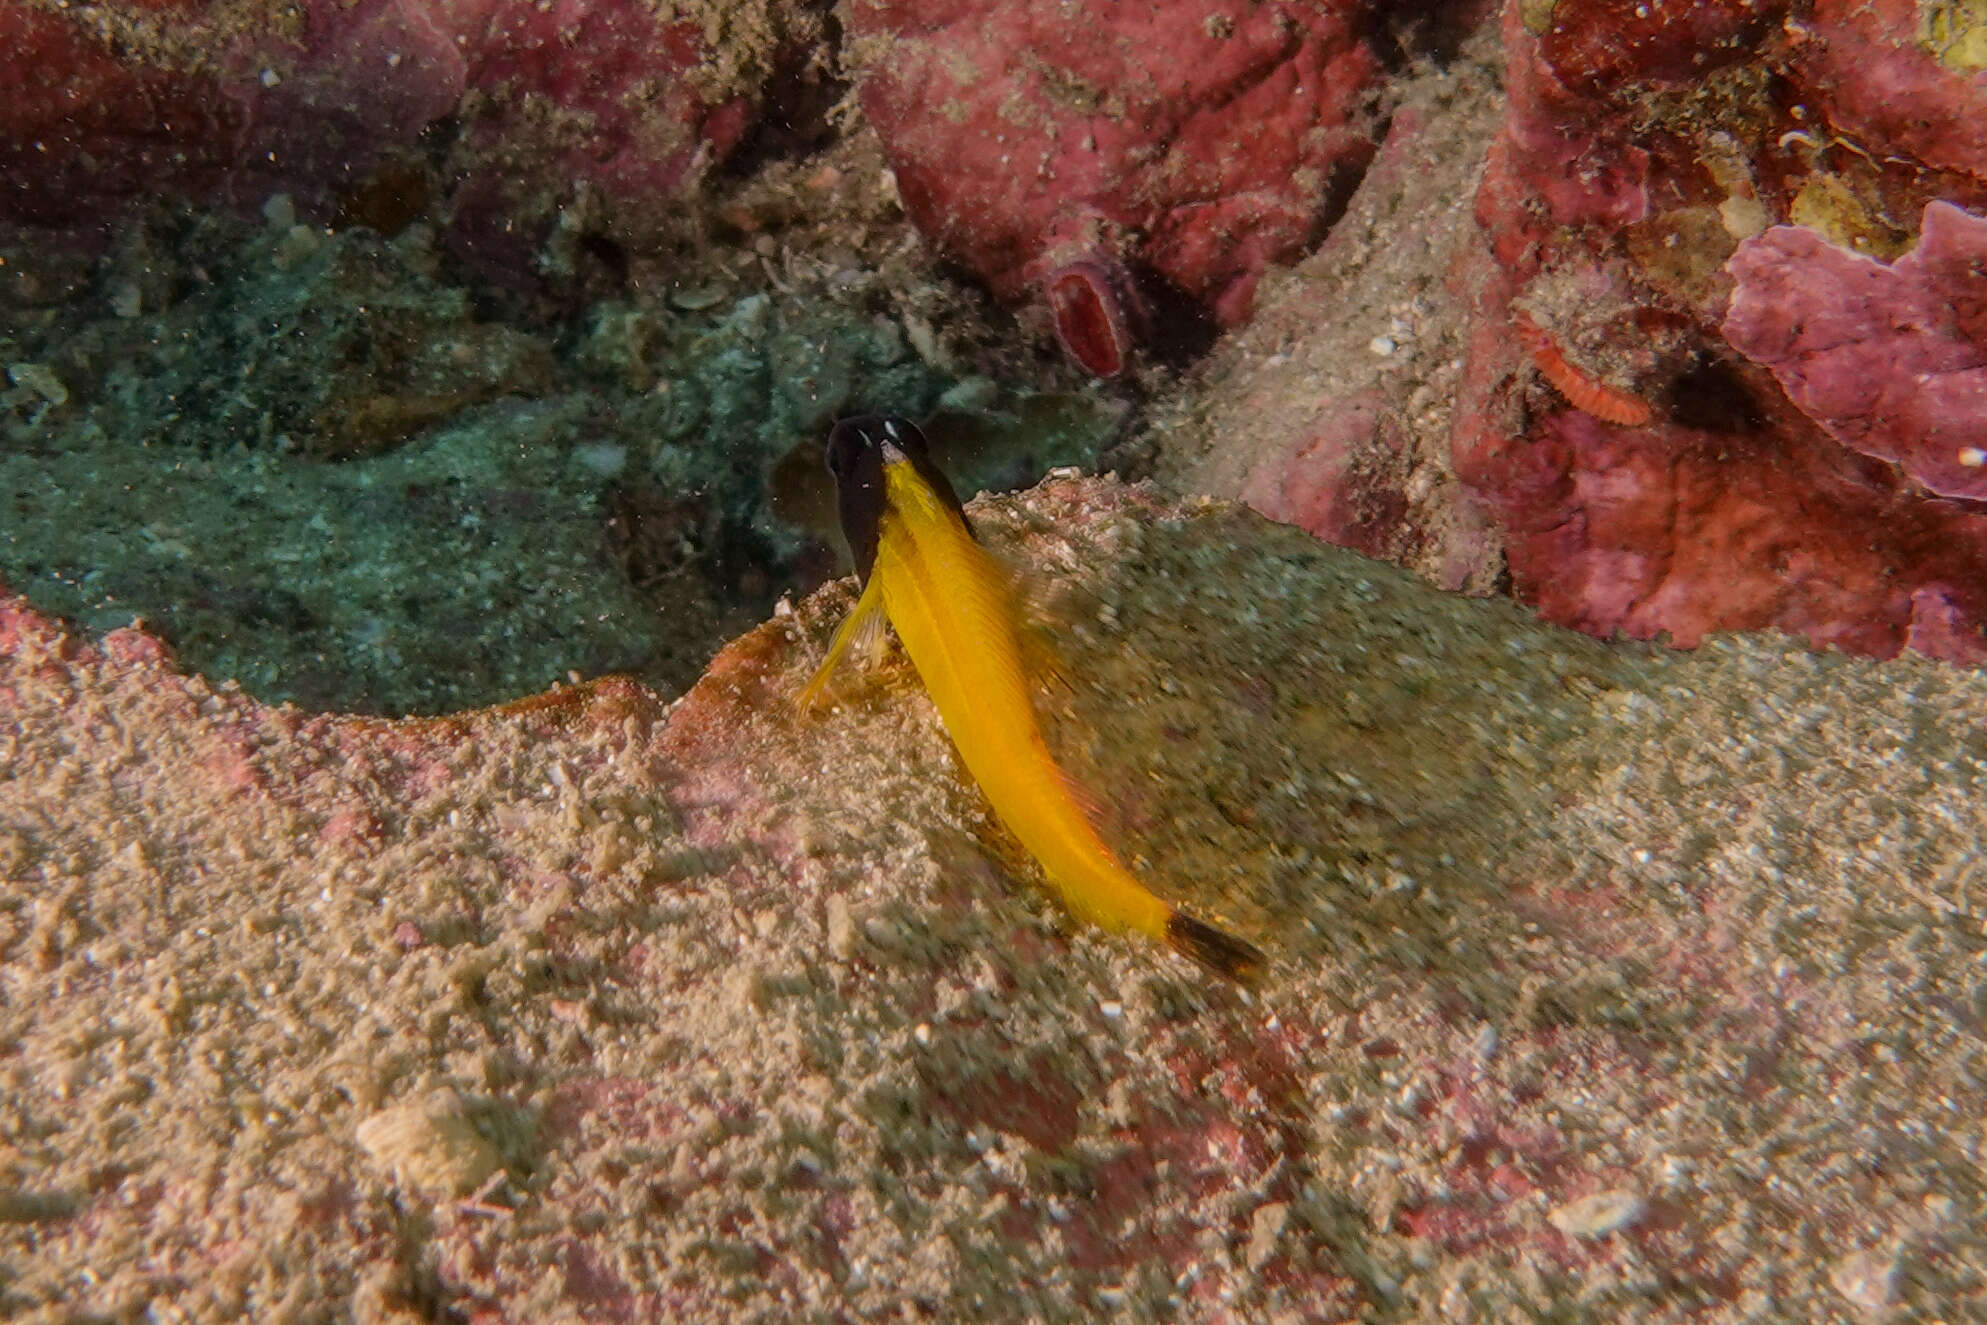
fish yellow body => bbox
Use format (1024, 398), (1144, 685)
(805, 416), (1262, 981)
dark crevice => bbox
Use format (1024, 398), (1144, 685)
(716, 3), (847, 182)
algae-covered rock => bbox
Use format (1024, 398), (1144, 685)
(3, 391), (671, 714)
(0, 209), (982, 714)
(92, 215), (556, 461)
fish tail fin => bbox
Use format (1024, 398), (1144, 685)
(1165, 910), (1267, 985)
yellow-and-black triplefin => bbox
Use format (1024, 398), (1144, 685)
(802, 414), (1265, 983)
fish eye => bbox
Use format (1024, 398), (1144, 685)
(824, 420), (874, 480)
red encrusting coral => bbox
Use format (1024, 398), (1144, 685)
(1788, 0), (1987, 188)
(1490, 408), (1987, 658)
(1440, 0), (1987, 668)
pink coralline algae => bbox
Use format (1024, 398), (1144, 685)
(1470, 0), (1769, 279)
(1788, 0), (1987, 188)
(0, 0), (753, 236)
(1724, 202), (1987, 503)
(848, 0), (1384, 374)
(1490, 408), (1987, 659)
(1180, 0), (1987, 670)
(1436, 0), (1987, 668)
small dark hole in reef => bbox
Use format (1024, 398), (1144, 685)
(1305, 151), (1372, 252)
(1377, 0), (1505, 67)
(334, 157), (435, 237)
(1133, 266), (1220, 369)
(604, 482), (716, 590)
(1665, 355), (1766, 434)
(575, 231), (631, 290)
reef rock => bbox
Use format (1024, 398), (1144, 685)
(0, 0), (764, 248)
(1491, 407), (1987, 660)
(847, 0), (1385, 374)
(1451, 0), (1987, 666)
(1236, 390), (1413, 564)
(0, 4), (243, 226)
(1788, 0), (1987, 188)
(1724, 201), (1987, 503)
(1171, 1), (1987, 667)
(8, 475), (1987, 1318)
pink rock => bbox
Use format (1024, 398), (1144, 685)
(1723, 202), (1987, 502)
(1491, 407), (1987, 658)
(1905, 584), (1987, 665)
(1237, 390), (1413, 563)
(1471, 0), (1771, 279)
(849, 0), (1383, 373)
(0, 3), (242, 225)
(1444, 0), (1987, 668)
(1791, 0), (1987, 186)
(1531, 0), (1777, 92)
(213, 0), (469, 206)
(98, 626), (177, 670)
(439, 0), (753, 276)
(462, 0), (746, 200)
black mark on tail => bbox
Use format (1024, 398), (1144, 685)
(1166, 911), (1267, 984)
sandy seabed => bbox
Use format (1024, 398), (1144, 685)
(4, 474), (1984, 1322)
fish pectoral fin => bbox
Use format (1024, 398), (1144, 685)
(796, 578), (891, 714)
(979, 544), (1076, 695)
(1050, 761), (1111, 831)
(1017, 619), (1075, 695)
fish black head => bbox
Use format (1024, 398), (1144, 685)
(824, 415), (971, 586)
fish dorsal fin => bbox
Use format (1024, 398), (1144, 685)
(796, 577), (892, 714)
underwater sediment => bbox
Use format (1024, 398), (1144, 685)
(6, 477), (1987, 1317)
(4, 0), (1987, 1319)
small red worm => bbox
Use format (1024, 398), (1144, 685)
(1514, 313), (1654, 427)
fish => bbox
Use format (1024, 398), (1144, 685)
(801, 414), (1265, 983)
